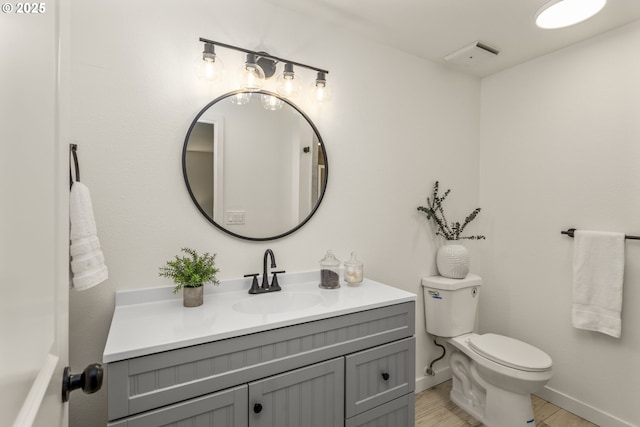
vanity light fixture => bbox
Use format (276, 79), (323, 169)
(276, 63), (302, 98)
(535, 0), (607, 29)
(256, 53), (277, 79)
(261, 94), (284, 111)
(310, 71), (333, 105)
(196, 42), (224, 82)
(238, 53), (265, 91)
(230, 92), (251, 106)
(197, 37), (331, 102)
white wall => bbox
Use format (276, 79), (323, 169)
(67, 0), (480, 424)
(479, 21), (640, 427)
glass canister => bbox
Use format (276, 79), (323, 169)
(319, 250), (341, 289)
(344, 252), (363, 286)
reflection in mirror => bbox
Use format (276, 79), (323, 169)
(183, 91), (328, 241)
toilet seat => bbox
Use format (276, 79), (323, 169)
(469, 333), (552, 372)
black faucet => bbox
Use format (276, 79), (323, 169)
(262, 249), (276, 289)
(244, 249), (285, 294)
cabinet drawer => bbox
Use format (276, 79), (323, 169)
(344, 393), (415, 427)
(345, 337), (415, 418)
(107, 385), (247, 427)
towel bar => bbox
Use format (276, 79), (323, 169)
(561, 228), (640, 240)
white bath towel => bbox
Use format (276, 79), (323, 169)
(572, 230), (625, 338)
(70, 182), (108, 290)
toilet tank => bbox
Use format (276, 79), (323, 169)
(421, 274), (482, 337)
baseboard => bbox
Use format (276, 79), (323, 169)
(536, 386), (636, 427)
(415, 366), (452, 393)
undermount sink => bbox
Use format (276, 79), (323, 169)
(232, 291), (322, 314)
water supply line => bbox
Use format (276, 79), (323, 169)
(426, 337), (446, 376)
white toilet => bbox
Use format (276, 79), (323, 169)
(422, 274), (553, 427)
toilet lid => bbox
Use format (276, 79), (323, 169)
(469, 334), (552, 372)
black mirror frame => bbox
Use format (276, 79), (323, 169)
(182, 90), (329, 241)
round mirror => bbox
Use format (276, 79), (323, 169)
(182, 91), (328, 241)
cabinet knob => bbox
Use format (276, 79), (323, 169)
(381, 372), (390, 381)
(253, 403), (263, 414)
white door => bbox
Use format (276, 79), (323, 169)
(1, 0), (70, 426)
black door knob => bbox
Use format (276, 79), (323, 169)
(381, 372), (390, 381)
(253, 403), (263, 414)
(62, 363), (103, 402)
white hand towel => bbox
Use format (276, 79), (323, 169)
(70, 182), (108, 290)
(572, 230), (625, 338)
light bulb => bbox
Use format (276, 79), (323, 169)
(310, 72), (333, 105)
(535, 0), (607, 29)
(237, 53), (265, 91)
(196, 42), (224, 82)
(230, 92), (251, 106)
(261, 94), (284, 111)
(276, 63), (302, 98)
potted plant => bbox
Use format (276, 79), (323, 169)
(159, 247), (220, 307)
(417, 181), (485, 279)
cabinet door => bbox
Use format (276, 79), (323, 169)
(249, 358), (344, 427)
(108, 385), (247, 427)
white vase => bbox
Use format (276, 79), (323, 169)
(436, 243), (469, 279)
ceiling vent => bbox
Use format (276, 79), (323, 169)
(444, 41), (500, 65)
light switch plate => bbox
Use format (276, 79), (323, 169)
(225, 210), (245, 225)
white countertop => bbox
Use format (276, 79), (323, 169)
(103, 271), (416, 363)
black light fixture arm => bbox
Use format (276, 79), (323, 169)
(199, 37), (329, 75)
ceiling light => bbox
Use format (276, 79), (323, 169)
(535, 0), (607, 29)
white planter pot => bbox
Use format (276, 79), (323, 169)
(436, 243), (469, 279)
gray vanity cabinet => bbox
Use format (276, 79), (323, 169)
(107, 302), (415, 427)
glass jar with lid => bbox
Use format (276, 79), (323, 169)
(319, 250), (341, 289)
(344, 252), (363, 286)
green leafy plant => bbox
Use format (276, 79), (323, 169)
(417, 181), (485, 241)
(159, 248), (220, 293)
